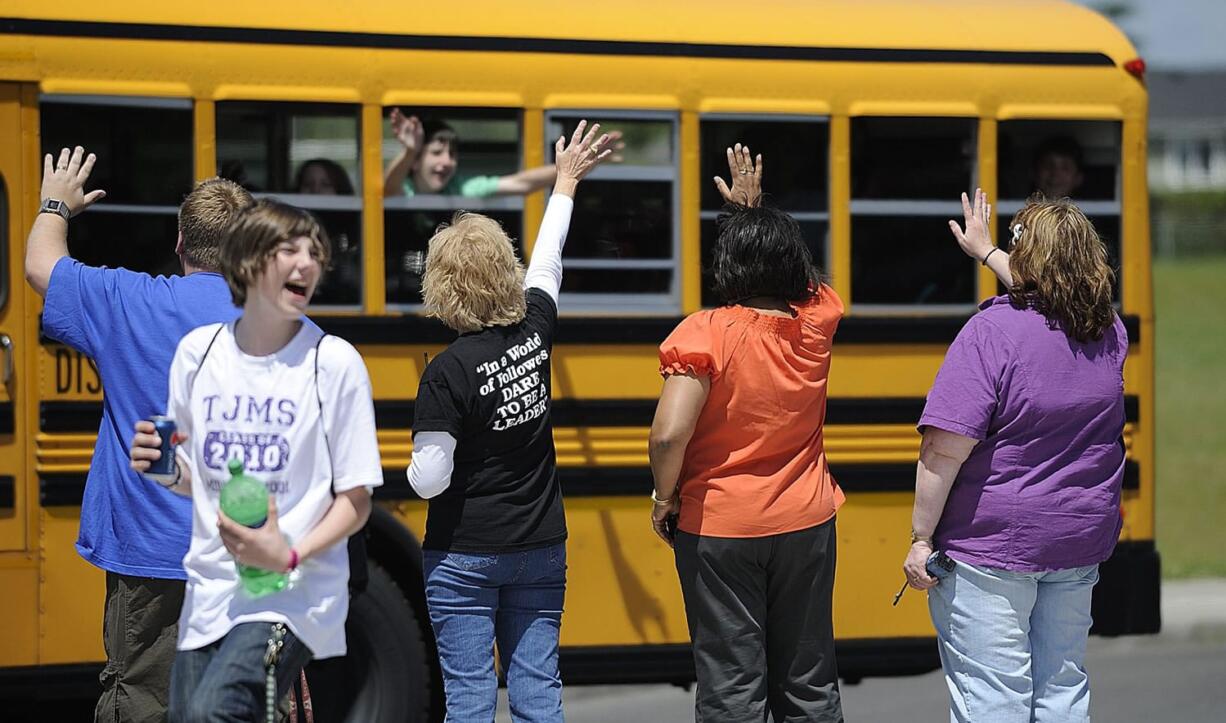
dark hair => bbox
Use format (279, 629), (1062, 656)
(1033, 135), (1084, 170)
(712, 205), (819, 305)
(294, 158), (354, 195)
(221, 199), (332, 306)
(421, 118), (458, 150)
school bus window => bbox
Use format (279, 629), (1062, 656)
(852, 117), (976, 200)
(381, 108), (525, 307)
(546, 113), (679, 309)
(850, 117), (977, 307)
(40, 97), (193, 277)
(997, 120), (1122, 300)
(700, 117), (829, 306)
(216, 102), (362, 306)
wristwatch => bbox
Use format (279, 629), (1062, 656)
(39, 198), (72, 222)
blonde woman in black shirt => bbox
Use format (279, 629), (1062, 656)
(406, 121), (613, 722)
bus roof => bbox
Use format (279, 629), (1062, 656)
(1, 0), (1140, 68)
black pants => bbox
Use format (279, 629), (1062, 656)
(674, 518), (843, 723)
(96, 572), (185, 723)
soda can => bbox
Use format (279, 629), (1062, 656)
(145, 415), (178, 485)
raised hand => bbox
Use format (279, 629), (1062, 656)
(713, 143), (763, 207)
(949, 188), (994, 262)
(42, 146), (106, 217)
(390, 108), (424, 155)
(553, 120), (616, 197)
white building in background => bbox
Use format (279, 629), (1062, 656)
(1147, 72), (1226, 192)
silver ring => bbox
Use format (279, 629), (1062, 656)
(739, 170), (749, 175)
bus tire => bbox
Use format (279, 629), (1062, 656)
(303, 560), (435, 722)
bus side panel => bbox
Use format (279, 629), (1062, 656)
(0, 81), (37, 667)
(0, 82), (28, 552)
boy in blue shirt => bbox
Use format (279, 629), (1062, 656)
(25, 146), (253, 723)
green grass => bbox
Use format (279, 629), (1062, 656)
(1154, 256), (1226, 578)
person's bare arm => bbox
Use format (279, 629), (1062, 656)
(495, 130), (623, 196)
(383, 110), (423, 198)
(25, 146), (107, 296)
(494, 165), (558, 196)
(901, 427), (977, 589)
(648, 372), (710, 546)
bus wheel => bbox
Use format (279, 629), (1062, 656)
(304, 560), (435, 722)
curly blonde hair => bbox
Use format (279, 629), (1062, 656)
(421, 212), (526, 333)
(1007, 196), (1116, 342)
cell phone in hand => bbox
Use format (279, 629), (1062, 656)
(925, 550), (956, 580)
(664, 513), (679, 542)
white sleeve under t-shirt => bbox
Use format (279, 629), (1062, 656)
(407, 192), (574, 499)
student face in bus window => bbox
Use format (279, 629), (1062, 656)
(411, 122), (460, 193)
(295, 159), (354, 195)
(1032, 137), (1085, 199)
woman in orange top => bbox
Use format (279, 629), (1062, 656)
(649, 146), (845, 722)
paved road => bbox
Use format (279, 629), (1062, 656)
(506, 580), (1226, 722)
(13, 580), (1225, 721)
(516, 632), (1226, 722)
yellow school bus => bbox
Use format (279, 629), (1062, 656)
(0, 1), (1159, 718)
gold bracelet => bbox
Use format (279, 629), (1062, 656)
(651, 489), (676, 504)
(910, 529), (933, 545)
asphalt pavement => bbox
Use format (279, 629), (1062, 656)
(11, 579), (1224, 721)
(499, 578), (1226, 722)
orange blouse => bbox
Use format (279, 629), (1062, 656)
(658, 285), (845, 538)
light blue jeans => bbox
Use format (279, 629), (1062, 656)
(927, 556), (1100, 723)
(423, 543), (567, 723)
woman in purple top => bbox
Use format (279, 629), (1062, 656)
(901, 189), (1127, 723)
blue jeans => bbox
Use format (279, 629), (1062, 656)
(927, 557), (1100, 723)
(168, 622), (312, 723)
(423, 543), (567, 723)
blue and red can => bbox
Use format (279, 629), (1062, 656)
(145, 415), (178, 485)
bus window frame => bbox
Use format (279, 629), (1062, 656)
(848, 114), (981, 315)
(0, 172), (7, 312)
(380, 106), (527, 313)
(544, 109), (682, 314)
(697, 112), (832, 305)
(39, 93), (194, 279)
(216, 100), (366, 311)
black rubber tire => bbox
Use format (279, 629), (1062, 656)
(303, 560), (434, 722)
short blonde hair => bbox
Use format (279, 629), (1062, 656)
(1008, 196), (1116, 342)
(421, 212), (526, 333)
(179, 178), (254, 271)
(220, 200), (331, 307)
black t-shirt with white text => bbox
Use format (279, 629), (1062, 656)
(413, 289), (566, 552)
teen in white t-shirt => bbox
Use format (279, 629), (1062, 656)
(131, 200), (382, 722)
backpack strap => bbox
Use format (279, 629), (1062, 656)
(313, 333), (335, 481)
(186, 322), (226, 401)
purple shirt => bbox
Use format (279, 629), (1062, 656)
(919, 296), (1128, 572)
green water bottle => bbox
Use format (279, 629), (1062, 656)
(219, 458), (288, 597)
